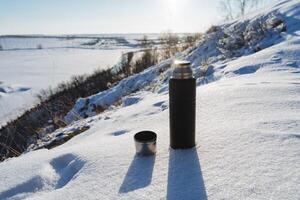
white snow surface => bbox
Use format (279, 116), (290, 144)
(0, 36), (140, 126)
(64, 0), (296, 123)
(1, 0), (300, 199)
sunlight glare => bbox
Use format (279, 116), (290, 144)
(167, 0), (181, 13)
(162, 0), (188, 31)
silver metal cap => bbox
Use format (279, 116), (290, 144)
(134, 131), (157, 156)
(171, 60), (193, 79)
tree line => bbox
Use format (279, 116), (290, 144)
(0, 32), (204, 161)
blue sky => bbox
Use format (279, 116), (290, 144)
(1, 0), (231, 34)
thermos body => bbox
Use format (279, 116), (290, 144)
(169, 61), (196, 149)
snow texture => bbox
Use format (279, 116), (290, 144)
(0, 34), (145, 126)
(64, 60), (171, 123)
(65, 0), (295, 124)
(1, 0), (300, 199)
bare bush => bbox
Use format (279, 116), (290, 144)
(180, 33), (203, 51)
(220, 0), (235, 20)
(1, 31), (197, 161)
(159, 32), (180, 59)
(140, 35), (152, 48)
(119, 52), (134, 76)
(0, 67), (120, 161)
(219, 0), (263, 19)
(133, 48), (158, 74)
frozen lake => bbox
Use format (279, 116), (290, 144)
(0, 48), (123, 89)
(0, 35), (147, 126)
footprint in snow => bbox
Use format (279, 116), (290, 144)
(0, 86), (30, 94)
(111, 129), (129, 136)
(50, 153), (85, 189)
(231, 65), (261, 75)
(271, 55), (282, 62)
(153, 101), (168, 111)
(16, 87), (31, 92)
(0, 154), (85, 200)
(122, 96), (142, 107)
(157, 85), (169, 94)
(286, 61), (298, 68)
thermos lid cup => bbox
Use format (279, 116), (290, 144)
(172, 60), (193, 79)
(134, 131), (157, 156)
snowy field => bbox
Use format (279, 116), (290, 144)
(0, 34), (146, 126)
(1, 38), (300, 199)
(0, 0), (300, 199)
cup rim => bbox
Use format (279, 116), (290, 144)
(134, 131), (157, 143)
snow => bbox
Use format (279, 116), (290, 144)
(0, 36), (141, 126)
(0, 36), (137, 50)
(65, 3), (291, 124)
(64, 60), (171, 123)
(0, 37), (90, 50)
(1, 0), (300, 199)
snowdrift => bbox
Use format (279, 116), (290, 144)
(1, 0), (300, 199)
(65, 0), (294, 123)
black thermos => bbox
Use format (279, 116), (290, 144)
(169, 60), (196, 149)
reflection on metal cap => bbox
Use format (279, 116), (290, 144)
(171, 60), (193, 79)
(173, 60), (191, 66)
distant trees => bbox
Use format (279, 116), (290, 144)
(0, 44), (3, 50)
(138, 32), (202, 61)
(220, 0), (234, 20)
(132, 49), (158, 74)
(181, 33), (203, 50)
(219, 0), (263, 20)
(0, 66), (123, 161)
(119, 52), (134, 76)
(135, 32), (202, 74)
(140, 35), (152, 48)
(37, 44), (43, 49)
(159, 32), (180, 59)
(184, 35), (198, 46)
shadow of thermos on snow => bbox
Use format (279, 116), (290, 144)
(167, 148), (207, 200)
(119, 155), (156, 193)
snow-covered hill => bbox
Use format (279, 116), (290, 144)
(0, 34), (146, 126)
(1, 0), (300, 199)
